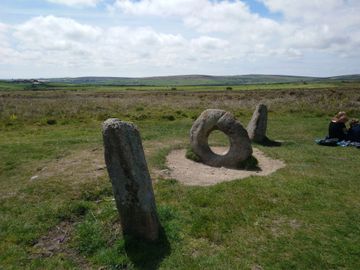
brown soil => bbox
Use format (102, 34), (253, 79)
(32, 221), (73, 257)
(164, 147), (285, 186)
(30, 140), (183, 184)
(32, 221), (91, 269)
(31, 148), (106, 183)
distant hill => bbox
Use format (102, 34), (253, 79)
(10, 74), (360, 86)
(323, 74), (360, 81)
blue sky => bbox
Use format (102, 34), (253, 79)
(0, 0), (359, 78)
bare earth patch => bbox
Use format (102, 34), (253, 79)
(30, 140), (183, 184)
(32, 221), (73, 258)
(32, 221), (91, 269)
(165, 147), (285, 186)
(31, 148), (106, 183)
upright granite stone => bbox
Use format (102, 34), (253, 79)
(190, 109), (252, 169)
(247, 104), (268, 143)
(102, 118), (160, 241)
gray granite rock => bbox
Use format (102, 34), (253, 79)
(190, 109), (252, 169)
(102, 118), (160, 241)
(247, 104), (268, 143)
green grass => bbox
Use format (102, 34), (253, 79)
(0, 85), (360, 269)
(39, 74), (360, 86)
(1, 79), (360, 92)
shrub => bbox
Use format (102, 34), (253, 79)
(162, 115), (175, 121)
(96, 113), (112, 121)
(9, 114), (17, 121)
(133, 114), (148, 121)
(46, 119), (57, 125)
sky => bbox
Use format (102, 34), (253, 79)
(0, 0), (359, 78)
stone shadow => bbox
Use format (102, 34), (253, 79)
(257, 137), (282, 147)
(124, 227), (171, 270)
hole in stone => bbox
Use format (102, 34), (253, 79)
(208, 130), (230, 155)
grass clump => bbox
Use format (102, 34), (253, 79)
(162, 115), (176, 121)
(80, 184), (113, 201)
(235, 155), (259, 170)
(185, 146), (202, 162)
(57, 201), (91, 221)
(73, 220), (107, 256)
(92, 240), (129, 269)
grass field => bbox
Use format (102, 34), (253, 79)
(9, 74), (359, 86)
(1, 80), (360, 93)
(1, 83), (360, 269)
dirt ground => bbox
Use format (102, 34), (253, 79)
(164, 147), (285, 186)
(32, 221), (91, 269)
(31, 148), (106, 183)
(31, 145), (285, 187)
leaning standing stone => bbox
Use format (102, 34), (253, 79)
(102, 118), (160, 241)
(247, 104), (268, 143)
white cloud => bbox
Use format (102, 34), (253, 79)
(1, 1), (360, 77)
(112, 0), (360, 57)
(11, 16), (102, 67)
(46, 0), (101, 7)
(110, 0), (287, 61)
(259, 0), (360, 52)
(260, 0), (358, 22)
(3, 16), (230, 72)
(0, 23), (21, 63)
(113, 0), (278, 34)
(14, 16), (101, 50)
(0, 22), (9, 46)
(112, 0), (204, 17)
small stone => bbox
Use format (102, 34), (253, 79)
(160, 169), (170, 176)
(30, 175), (39, 181)
(95, 165), (106, 171)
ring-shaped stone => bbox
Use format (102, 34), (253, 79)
(190, 109), (252, 169)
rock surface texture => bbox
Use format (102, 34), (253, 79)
(102, 118), (160, 241)
(247, 104), (268, 143)
(190, 109), (252, 169)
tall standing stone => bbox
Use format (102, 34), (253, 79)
(247, 104), (268, 143)
(102, 118), (160, 241)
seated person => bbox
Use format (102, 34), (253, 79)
(347, 119), (360, 142)
(328, 111), (348, 141)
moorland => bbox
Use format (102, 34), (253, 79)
(1, 79), (360, 269)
